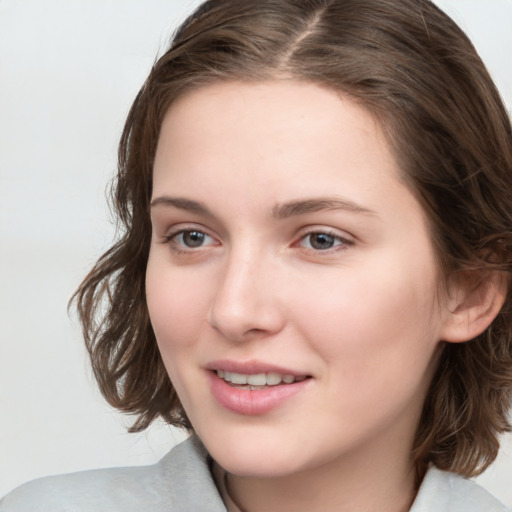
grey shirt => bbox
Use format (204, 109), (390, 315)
(0, 436), (508, 511)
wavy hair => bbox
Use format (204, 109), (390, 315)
(72, 0), (512, 477)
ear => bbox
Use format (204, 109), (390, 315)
(440, 270), (507, 343)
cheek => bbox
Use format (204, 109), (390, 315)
(292, 255), (442, 378)
(145, 259), (211, 406)
(145, 256), (209, 353)
(295, 264), (442, 435)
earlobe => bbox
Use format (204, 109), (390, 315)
(440, 270), (507, 344)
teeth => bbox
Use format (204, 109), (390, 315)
(247, 373), (266, 386)
(230, 372), (247, 385)
(266, 372), (282, 385)
(215, 370), (305, 386)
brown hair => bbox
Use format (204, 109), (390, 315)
(73, 0), (512, 477)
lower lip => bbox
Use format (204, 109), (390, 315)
(208, 372), (310, 415)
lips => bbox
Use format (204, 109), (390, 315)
(216, 369), (307, 388)
(206, 360), (311, 415)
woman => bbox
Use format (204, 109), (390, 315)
(2, 0), (511, 510)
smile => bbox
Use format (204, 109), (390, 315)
(208, 366), (311, 415)
(216, 369), (307, 388)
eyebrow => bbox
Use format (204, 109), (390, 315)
(271, 197), (376, 219)
(150, 195), (376, 218)
(150, 196), (214, 217)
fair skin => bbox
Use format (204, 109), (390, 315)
(145, 80), (480, 512)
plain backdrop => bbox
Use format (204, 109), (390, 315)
(1, 0), (511, 503)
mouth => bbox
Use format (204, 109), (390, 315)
(207, 362), (312, 415)
(215, 369), (308, 390)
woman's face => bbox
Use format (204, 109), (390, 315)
(146, 80), (452, 478)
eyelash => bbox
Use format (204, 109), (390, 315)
(295, 230), (353, 253)
(161, 228), (218, 254)
(161, 227), (353, 255)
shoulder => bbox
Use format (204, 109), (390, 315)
(411, 466), (510, 512)
(0, 436), (227, 512)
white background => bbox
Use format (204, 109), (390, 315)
(1, 0), (511, 504)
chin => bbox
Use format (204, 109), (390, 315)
(199, 428), (310, 478)
(217, 454), (303, 479)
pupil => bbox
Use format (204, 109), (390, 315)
(310, 233), (334, 250)
(184, 231), (204, 247)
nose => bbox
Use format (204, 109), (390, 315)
(208, 247), (286, 342)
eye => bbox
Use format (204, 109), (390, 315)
(298, 231), (350, 251)
(165, 229), (217, 250)
(178, 230), (209, 247)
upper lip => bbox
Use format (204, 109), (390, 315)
(205, 359), (309, 377)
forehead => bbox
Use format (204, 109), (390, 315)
(153, 80), (397, 197)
